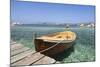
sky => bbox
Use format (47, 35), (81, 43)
(11, 0), (95, 24)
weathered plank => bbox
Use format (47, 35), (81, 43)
(11, 50), (35, 64)
(11, 47), (30, 56)
(11, 44), (24, 51)
(11, 43), (23, 49)
(55, 61), (61, 64)
(33, 55), (56, 64)
(10, 41), (17, 45)
(11, 52), (45, 66)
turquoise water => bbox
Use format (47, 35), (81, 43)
(11, 26), (95, 63)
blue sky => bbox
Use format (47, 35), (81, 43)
(11, 0), (95, 24)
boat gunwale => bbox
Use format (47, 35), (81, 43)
(36, 31), (76, 43)
(43, 40), (75, 43)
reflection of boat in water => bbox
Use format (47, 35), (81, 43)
(34, 31), (76, 56)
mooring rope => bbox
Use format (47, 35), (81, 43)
(38, 39), (66, 53)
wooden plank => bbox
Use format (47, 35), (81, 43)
(11, 44), (24, 51)
(11, 50), (34, 64)
(11, 43), (23, 49)
(55, 61), (61, 64)
(10, 42), (17, 45)
(11, 52), (45, 66)
(11, 47), (30, 56)
(33, 56), (56, 64)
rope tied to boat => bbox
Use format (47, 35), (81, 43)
(38, 39), (66, 53)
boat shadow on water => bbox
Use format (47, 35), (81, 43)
(49, 42), (76, 61)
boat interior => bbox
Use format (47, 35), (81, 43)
(37, 31), (76, 42)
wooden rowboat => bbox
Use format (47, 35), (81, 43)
(34, 31), (76, 56)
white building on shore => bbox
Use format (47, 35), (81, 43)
(11, 22), (23, 26)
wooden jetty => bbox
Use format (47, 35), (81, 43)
(11, 41), (59, 66)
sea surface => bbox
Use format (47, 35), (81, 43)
(11, 26), (95, 63)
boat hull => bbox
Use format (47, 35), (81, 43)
(34, 39), (74, 57)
